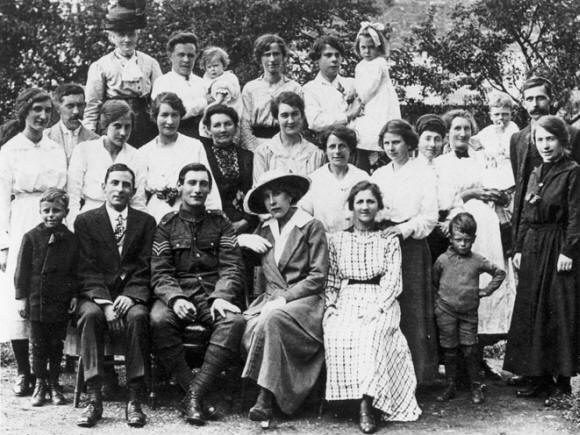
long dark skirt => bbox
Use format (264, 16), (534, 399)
(242, 307), (324, 415)
(398, 237), (438, 384)
(503, 226), (580, 377)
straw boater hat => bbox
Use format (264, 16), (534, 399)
(244, 169), (310, 215)
(104, 0), (147, 31)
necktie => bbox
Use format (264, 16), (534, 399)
(113, 214), (126, 245)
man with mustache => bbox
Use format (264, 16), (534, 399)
(151, 32), (207, 139)
(510, 77), (580, 251)
(150, 163), (246, 426)
(46, 83), (98, 165)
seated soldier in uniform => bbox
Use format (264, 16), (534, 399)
(150, 162), (246, 426)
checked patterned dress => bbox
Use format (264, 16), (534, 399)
(323, 230), (421, 421)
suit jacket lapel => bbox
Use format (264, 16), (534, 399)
(121, 207), (139, 260)
(95, 205), (121, 262)
(260, 228), (287, 288)
(276, 226), (304, 273)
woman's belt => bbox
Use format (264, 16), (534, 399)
(251, 125), (279, 139)
(348, 276), (381, 285)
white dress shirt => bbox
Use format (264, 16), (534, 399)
(303, 72), (355, 133)
(299, 163), (369, 233)
(151, 70), (207, 119)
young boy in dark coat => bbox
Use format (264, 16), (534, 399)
(14, 188), (78, 406)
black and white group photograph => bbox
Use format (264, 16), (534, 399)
(0, 0), (579, 433)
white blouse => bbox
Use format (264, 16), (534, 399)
(253, 133), (325, 185)
(299, 163), (369, 233)
(370, 159), (437, 240)
(151, 70), (207, 119)
(0, 133), (67, 248)
(139, 133), (222, 210)
(67, 137), (147, 224)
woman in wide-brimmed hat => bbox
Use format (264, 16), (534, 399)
(238, 169), (328, 426)
(84, 0), (161, 148)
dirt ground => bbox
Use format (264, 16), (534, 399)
(1, 360), (579, 435)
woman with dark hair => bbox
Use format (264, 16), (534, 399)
(253, 91), (324, 184)
(238, 169), (328, 425)
(436, 109), (514, 380)
(240, 34), (302, 151)
(139, 92), (221, 222)
(324, 180), (421, 433)
(200, 104), (256, 234)
(84, 1), (161, 147)
(370, 119), (439, 384)
(68, 99), (147, 226)
(415, 114), (451, 262)
(300, 126), (368, 232)
(0, 88), (67, 395)
(504, 115), (580, 403)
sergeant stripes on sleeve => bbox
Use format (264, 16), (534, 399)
(152, 241), (170, 256)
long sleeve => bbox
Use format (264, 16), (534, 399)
(432, 257), (442, 292)
(195, 146), (222, 210)
(479, 256), (506, 296)
(355, 59), (384, 104)
(150, 221), (185, 306)
(562, 165), (580, 258)
(252, 144), (270, 185)
(379, 234), (403, 305)
(0, 150), (13, 249)
(122, 215), (156, 302)
(324, 235), (341, 310)
(240, 86), (259, 151)
(284, 220), (329, 302)
(209, 218), (245, 304)
(130, 154), (148, 213)
(74, 215), (110, 300)
(303, 82), (348, 133)
(398, 168), (438, 239)
(67, 144), (86, 227)
(84, 61), (105, 132)
(14, 232), (33, 300)
(509, 132), (519, 180)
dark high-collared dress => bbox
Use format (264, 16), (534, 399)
(504, 158), (580, 377)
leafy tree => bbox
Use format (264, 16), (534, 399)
(400, 0), (580, 111)
(0, 0), (382, 124)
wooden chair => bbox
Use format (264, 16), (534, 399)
(63, 322), (128, 408)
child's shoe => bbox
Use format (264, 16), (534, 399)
(31, 379), (48, 407)
(436, 381), (457, 402)
(471, 382), (486, 404)
(50, 383), (67, 405)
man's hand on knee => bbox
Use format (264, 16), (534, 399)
(103, 304), (124, 333)
(210, 298), (241, 320)
(173, 298), (198, 323)
(113, 295), (135, 317)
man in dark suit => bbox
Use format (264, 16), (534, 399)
(510, 77), (580, 243)
(75, 163), (156, 428)
(46, 83), (99, 164)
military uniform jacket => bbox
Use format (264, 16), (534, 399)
(151, 207), (245, 309)
(14, 223), (79, 322)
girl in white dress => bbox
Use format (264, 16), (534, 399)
(0, 88), (67, 395)
(352, 22), (401, 154)
(140, 92), (221, 222)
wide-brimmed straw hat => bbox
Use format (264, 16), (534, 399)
(244, 169), (310, 215)
(104, 0), (147, 31)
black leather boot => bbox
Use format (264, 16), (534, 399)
(126, 381), (147, 427)
(77, 380), (103, 427)
(31, 379), (48, 407)
(50, 383), (67, 405)
(182, 387), (206, 425)
(249, 387), (274, 421)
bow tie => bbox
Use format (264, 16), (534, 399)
(455, 149), (469, 159)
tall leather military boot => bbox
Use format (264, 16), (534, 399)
(183, 344), (233, 425)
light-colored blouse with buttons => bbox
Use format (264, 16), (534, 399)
(371, 158), (438, 240)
